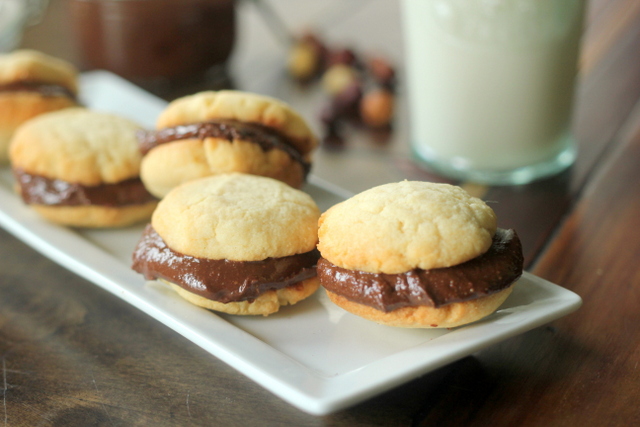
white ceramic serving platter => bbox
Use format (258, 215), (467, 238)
(0, 71), (582, 415)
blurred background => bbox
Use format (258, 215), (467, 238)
(14, 0), (415, 195)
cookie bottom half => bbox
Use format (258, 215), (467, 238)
(164, 276), (320, 316)
(31, 201), (158, 228)
(326, 286), (514, 328)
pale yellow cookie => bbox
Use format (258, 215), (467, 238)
(152, 173), (320, 261)
(10, 108), (144, 185)
(140, 90), (317, 197)
(156, 90), (317, 155)
(9, 108), (156, 228)
(30, 203), (158, 229)
(317, 181), (497, 274)
(0, 50), (79, 92)
(325, 286), (513, 328)
(165, 277), (319, 316)
(140, 135), (306, 198)
(0, 50), (78, 162)
(138, 173), (321, 315)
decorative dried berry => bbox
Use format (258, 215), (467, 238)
(333, 81), (362, 118)
(287, 32), (327, 81)
(300, 32), (327, 57)
(287, 42), (321, 81)
(360, 88), (394, 128)
(368, 56), (396, 89)
(326, 48), (358, 68)
(322, 64), (359, 96)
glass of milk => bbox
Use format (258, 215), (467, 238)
(0, 0), (49, 52)
(401, 0), (586, 185)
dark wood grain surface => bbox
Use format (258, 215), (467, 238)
(2, 0), (640, 425)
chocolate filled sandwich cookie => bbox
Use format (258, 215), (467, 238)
(9, 108), (157, 227)
(0, 50), (79, 163)
(317, 181), (524, 328)
(132, 173), (321, 316)
(137, 90), (317, 198)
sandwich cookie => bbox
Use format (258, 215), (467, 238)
(131, 173), (321, 316)
(136, 90), (317, 198)
(0, 50), (79, 163)
(317, 181), (524, 328)
(9, 108), (157, 227)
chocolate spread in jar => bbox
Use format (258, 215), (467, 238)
(131, 224), (320, 303)
(14, 168), (157, 207)
(318, 228), (523, 312)
(69, 0), (236, 82)
(0, 82), (76, 100)
(136, 119), (311, 177)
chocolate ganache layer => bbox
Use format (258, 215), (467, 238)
(318, 228), (524, 312)
(131, 224), (320, 303)
(14, 168), (156, 207)
(0, 82), (76, 100)
(136, 119), (311, 176)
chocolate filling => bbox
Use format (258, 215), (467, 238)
(136, 119), (311, 177)
(131, 224), (320, 303)
(0, 81), (76, 100)
(14, 168), (156, 207)
(318, 228), (523, 312)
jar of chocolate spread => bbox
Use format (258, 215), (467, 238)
(70, 0), (236, 86)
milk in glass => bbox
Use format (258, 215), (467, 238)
(402, 0), (586, 184)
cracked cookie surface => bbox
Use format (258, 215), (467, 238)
(317, 181), (497, 274)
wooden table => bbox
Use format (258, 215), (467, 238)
(3, 0), (640, 425)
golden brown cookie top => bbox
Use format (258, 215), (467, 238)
(317, 181), (497, 274)
(151, 173), (320, 261)
(0, 50), (79, 94)
(9, 108), (144, 185)
(155, 90), (317, 155)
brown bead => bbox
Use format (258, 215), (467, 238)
(368, 57), (396, 88)
(333, 81), (363, 118)
(360, 88), (394, 128)
(322, 64), (359, 96)
(287, 41), (322, 81)
(326, 48), (358, 67)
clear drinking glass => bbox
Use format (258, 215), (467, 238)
(401, 0), (587, 185)
(0, 0), (49, 52)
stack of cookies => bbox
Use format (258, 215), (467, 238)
(2, 49), (320, 231)
(1, 50), (158, 228)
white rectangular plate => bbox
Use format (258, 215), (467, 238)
(0, 71), (582, 415)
